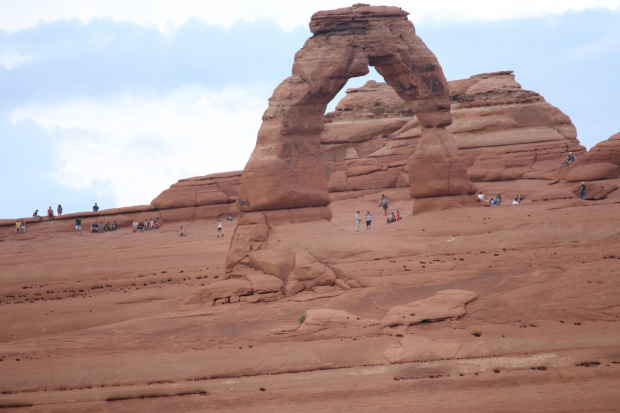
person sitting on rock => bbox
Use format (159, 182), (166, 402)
(561, 152), (575, 166)
(478, 192), (489, 203)
(515, 191), (524, 202)
(15, 219), (22, 235)
(396, 210), (402, 221)
(33, 209), (42, 220)
(491, 194), (502, 206)
(132, 220), (139, 232)
(111, 221), (118, 231)
(91, 222), (99, 233)
(20, 219), (26, 234)
(47, 206), (54, 219)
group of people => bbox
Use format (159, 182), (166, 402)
(32, 204), (64, 220)
(385, 211), (402, 224)
(91, 220), (118, 233)
(180, 219), (226, 237)
(133, 218), (162, 232)
(14, 219), (26, 234)
(479, 192), (509, 206)
(354, 195), (403, 231)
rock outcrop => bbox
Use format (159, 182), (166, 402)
(322, 71), (586, 193)
(580, 131), (620, 167)
(236, 3), (474, 214)
(150, 171), (241, 221)
(226, 4), (477, 288)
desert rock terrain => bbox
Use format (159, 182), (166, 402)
(1, 4), (620, 412)
(1, 180), (620, 412)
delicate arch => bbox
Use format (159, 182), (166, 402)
(237, 4), (474, 212)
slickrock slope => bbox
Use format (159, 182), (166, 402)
(2, 4), (620, 411)
(1, 180), (620, 412)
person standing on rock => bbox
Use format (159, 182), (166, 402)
(217, 219), (223, 237)
(579, 182), (586, 200)
(92, 202), (99, 212)
(57, 204), (63, 216)
(47, 206), (54, 219)
(366, 211), (372, 230)
(355, 211), (361, 231)
(179, 226), (186, 237)
(379, 194), (389, 215)
(75, 217), (82, 237)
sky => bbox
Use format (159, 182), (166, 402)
(1, 1), (619, 219)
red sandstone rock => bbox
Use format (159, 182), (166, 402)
(581, 131), (620, 165)
(236, 4), (462, 214)
(380, 290), (477, 328)
(565, 163), (620, 182)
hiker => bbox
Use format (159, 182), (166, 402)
(217, 220), (223, 237)
(132, 220), (139, 232)
(14, 219), (21, 235)
(379, 194), (389, 215)
(579, 182), (586, 200)
(355, 211), (361, 232)
(515, 191), (524, 203)
(561, 152), (575, 166)
(366, 211), (372, 230)
(179, 226), (186, 237)
(57, 204), (63, 216)
(92, 202), (99, 212)
(396, 211), (402, 221)
(47, 206), (54, 219)
(75, 217), (82, 237)
(33, 209), (42, 220)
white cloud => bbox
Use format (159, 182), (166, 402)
(1, 0), (618, 33)
(9, 86), (267, 207)
(0, 50), (36, 69)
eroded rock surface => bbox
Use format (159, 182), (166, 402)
(380, 289), (477, 328)
(236, 4), (472, 214)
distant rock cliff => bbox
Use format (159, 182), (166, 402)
(323, 71), (586, 192)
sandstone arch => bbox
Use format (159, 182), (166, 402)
(237, 4), (476, 213)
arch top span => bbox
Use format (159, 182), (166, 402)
(236, 4), (474, 213)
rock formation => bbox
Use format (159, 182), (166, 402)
(225, 4), (477, 293)
(236, 3), (475, 214)
(322, 71), (586, 194)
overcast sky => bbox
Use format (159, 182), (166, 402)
(1, 1), (619, 219)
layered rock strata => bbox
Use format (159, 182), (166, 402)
(322, 71), (586, 192)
